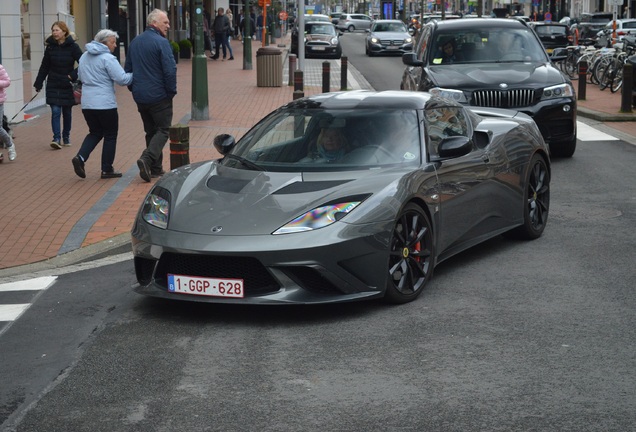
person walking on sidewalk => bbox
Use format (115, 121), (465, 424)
(225, 7), (235, 59)
(124, 9), (177, 182)
(33, 21), (82, 150)
(72, 29), (133, 180)
(0, 64), (17, 162)
(211, 8), (233, 60)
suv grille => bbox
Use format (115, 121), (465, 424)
(472, 89), (536, 108)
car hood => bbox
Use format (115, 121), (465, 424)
(427, 62), (566, 89)
(160, 162), (410, 236)
(306, 34), (335, 42)
(370, 31), (410, 39)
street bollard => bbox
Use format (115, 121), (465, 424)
(322, 61), (330, 93)
(620, 63), (633, 113)
(289, 54), (297, 86)
(293, 70), (304, 99)
(341, 56), (348, 91)
(578, 60), (587, 101)
(169, 124), (190, 170)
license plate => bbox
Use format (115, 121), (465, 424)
(311, 46), (326, 51)
(546, 48), (554, 53)
(168, 274), (244, 298)
(388, 46), (400, 49)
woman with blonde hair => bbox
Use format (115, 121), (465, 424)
(34, 21), (82, 149)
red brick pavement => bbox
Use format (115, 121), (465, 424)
(1, 36), (635, 270)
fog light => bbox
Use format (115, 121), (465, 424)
(563, 105), (571, 112)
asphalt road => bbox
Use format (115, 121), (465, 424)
(1, 32), (635, 432)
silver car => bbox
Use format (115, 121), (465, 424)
(337, 13), (374, 32)
(365, 19), (413, 56)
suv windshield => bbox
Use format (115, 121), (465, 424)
(429, 28), (546, 64)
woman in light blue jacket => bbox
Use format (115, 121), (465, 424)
(72, 29), (133, 179)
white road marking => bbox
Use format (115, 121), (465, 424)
(0, 276), (58, 292)
(0, 304), (31, 321)
(577, 121), (619, 141)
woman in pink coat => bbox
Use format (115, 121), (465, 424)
(0, 64), (17, 161)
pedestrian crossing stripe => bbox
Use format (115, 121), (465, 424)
(0, 276), (57, 322)
(577, 122), (619, 142)
(0, 304), (31, 321)
(0, 276), (57, 292)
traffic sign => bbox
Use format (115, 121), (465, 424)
(279, 11), (288, 20)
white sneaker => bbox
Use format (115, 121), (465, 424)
(7, 144), (16, 161)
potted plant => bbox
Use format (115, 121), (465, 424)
(178, 39), (192, 59)
(170, 40), (180, 63)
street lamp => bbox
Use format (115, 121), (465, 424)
(191, 0), (209, 120)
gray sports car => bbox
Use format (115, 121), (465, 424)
(131, 90), (550, 305)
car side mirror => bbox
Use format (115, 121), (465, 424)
(213, 133), (236, 155)
(408, 27), (416, 36)
(402, 52), (423, 67)
(435, 136), (472, 160)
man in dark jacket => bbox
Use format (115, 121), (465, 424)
(124, 8), (177, 182)
(211, 7), (233, 60)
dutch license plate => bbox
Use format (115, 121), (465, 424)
(168, 274), (244, 298)
(546, 48), (554, 53)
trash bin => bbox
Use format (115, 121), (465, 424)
(256, 47), (283, 87)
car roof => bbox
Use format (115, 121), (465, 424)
(529, 21), (569, 27)
(287, 90), (439, 110)
(372, 19), (405, 24)
(431, 17), (528, 30)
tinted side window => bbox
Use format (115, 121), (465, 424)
(416, 26), (431, 61)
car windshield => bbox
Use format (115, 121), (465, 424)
(373, 22), (408, 32)
(429, 28), (546, 64)
(306, 24), (337, 35)
(534, 25), (567, 36)
(227, 108), (422, 171)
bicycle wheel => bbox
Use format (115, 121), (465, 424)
(598, 59), (616, 90)
(610, 63), (623, 93)
(594, 56), (612, 86)
(565, 52), (579, 79)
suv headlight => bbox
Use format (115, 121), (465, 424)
(371, 36), (379, 44)
(541, 83), (575, 100)
(430, 87), (468, 103)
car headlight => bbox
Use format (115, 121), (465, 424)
(541, 83), (575, 100)
(331, 37), (338, 45)
(405, 37), (413, 43)
(273, 200), (363, 234)
(371, 37), (379, 44)
(141, 187), (171, 229)
(429, 87), (468, 103)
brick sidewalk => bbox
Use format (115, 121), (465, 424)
(0, 34), (634, 271)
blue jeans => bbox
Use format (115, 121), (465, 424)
(50, 104), (73, 143)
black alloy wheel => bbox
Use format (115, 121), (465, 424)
(507, 154), (550, 240)
(385, 203), (433, 304)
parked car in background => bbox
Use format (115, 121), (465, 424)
(337, 13), (374, 32)
(291, 21), (342, 59)
(132, 90), (551, 305)
(596, 18), (636, 47)
(570, 12), (613, 42)
(330, 12), (342, 25)
(528, 21), (572, 53)
(365, 19), (413, 56)
(401, 18), (577, 157)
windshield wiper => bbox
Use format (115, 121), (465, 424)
(223, 153), (266, 171)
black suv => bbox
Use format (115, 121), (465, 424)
(528, 21), (572, 53)
(401, 18), (577, 157)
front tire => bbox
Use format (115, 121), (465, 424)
(506, 154), (550, 240)
(348, 25), (355, 32)
(384, 204), (433, 304)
